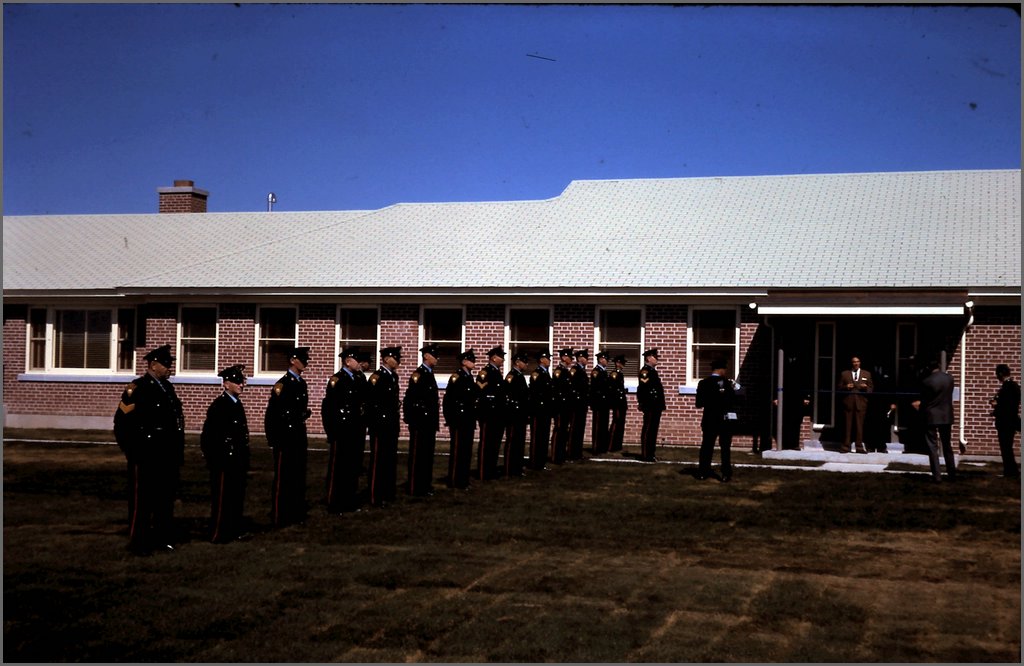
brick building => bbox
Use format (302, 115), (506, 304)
(3, 171), (1020, 458)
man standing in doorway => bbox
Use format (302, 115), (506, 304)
(838, 356), (873, 454)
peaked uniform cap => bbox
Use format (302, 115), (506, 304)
(381, 346), (403, 362)
(339, 347), (360, 360)
(291, 347), (311, 365)
(487, 347), (506, 358)
(459, 349), (477, 362)
(559, 348), (574, 358)
(218, 364), (246, 384)
(420, 343), (441, 358)
(143, 344), (174, 366)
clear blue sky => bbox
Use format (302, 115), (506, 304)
(3, 3), (1020, 215)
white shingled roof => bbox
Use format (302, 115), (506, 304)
(3, 170), (1019, 295)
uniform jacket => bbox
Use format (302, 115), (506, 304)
(200, 392), (250, 471)
(443, 368), (479, 426)
(403, 364), (440, 432)
(919, 370), (955, 426)
(552, 365), (574, 412)
(993, 378), (1022, 431)
(476, 363), (506, 420)
(695, 373), (738, 427)
(589, 364), (610, 410)
(366, 367), (401, 433)
(320, 368), (367, 441)
(571, 363), (590, 406)
(264, 371), (310, 447)
(529, 365), (553, 418)
(636, 364), (666, 413)
(504, 368), (530, 422)
(114, 372), (185, 465)
(609, 368), (628, 409)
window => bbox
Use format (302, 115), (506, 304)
(179, 306), (217, 373)
(28, 308), (47, 370)
(27, 307), (137, 373)
(258, 307), (297, 374)
(337, 307), (378, 368)
(422, 307), (463, 376)
(507, 308), (551, 364)
(597, 308), (643, 378)
(815, 322), (836, 425)
(689, 308), (738, 382)
(116, 309), (136, 372)
(54, 309), (112, 369)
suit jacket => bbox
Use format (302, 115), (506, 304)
(920, 370), (955, 426)
(838, 369), (873, 409)
(993, 378), (1021, 431)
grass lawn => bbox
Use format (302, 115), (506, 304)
(3, 430), (1020, 662)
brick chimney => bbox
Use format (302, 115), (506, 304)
(157, 180), (209, 213)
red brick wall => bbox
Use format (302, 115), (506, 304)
(158, 192), (207, 213)
(4, 301), (1019, 461)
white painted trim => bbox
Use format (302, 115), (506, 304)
(757, 306), (965, 315)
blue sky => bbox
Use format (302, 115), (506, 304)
(3, 3), (1020, 215)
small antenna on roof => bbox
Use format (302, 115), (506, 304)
(267, 192), (277, 212)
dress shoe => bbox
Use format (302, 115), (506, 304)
(157, 544), (176, 554)
(839, 447), (850, 454)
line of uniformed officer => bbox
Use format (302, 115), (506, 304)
(113, 343), (679, 555)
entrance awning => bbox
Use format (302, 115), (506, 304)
(756, 305), (966, 316)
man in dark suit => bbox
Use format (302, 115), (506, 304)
(366, 346), (402, 506)
(913, 359), (957, 482)
(696, 358), (738, 481)
(527, 351), (553, 471)
(113, 344), (185, 555)
(838, 356), (873, 453)
(403, 344), (440, 496)
(990, 364), (1020, 479)
(321, 348), (368, 513)
(636, 348), (665, 462)
(265, 346), (312, 527)
(589, 350), (611, 455)
(444, 349), (479, 489)
(201, 364), (251, 543)
(503, 351), (531, 478)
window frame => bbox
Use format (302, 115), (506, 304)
(420, 305), (466, 383)
(505, 306), (554, 374)
(255, 305), (299, 376)
(687, 306), (740, 385)
(176, 304), (219, 376)
(24, 306), (136, 375)
(334, 305), (380, 373)
(595, 306), (645, 388)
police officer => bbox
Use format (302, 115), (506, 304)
(113, 344), (185, 555)
(551, 348), (575, 465)
(696, 358), (739, 481)
(590, 350), (611, 455)
(201, 364), (251, 543)
(321, 347), (367, 513)
(476, 346), (507, 480)
(265, 346), (312, 527)
(569, 349), (591, 461)
(503, 351), (531, 478)
(444, 349), (479, 489)
(528, 351), (554, 471)
(366, 346), (402, 507)
(636, 348), (666, 462)
(403, 344), (441, 496)
(609, 354), (629, 453)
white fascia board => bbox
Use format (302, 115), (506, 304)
(757, 305), (966, 316)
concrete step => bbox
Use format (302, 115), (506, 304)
(762, 444), (944, 468)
